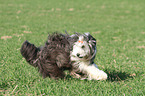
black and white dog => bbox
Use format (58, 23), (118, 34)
(70, 33), (107, 80)
(21, 32), (107, 80)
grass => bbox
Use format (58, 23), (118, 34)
(0, 0), (145, 95)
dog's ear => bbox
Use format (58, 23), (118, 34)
(84, 32), (95, 40)
(84, 33), (96, 46)
(84, 33), (97, 61)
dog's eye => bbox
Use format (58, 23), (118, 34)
(81, 45), (85, 48)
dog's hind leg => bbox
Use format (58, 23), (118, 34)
(38, 62), (65, 79)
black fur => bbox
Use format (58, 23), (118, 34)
(20, 33), (72, 79)
(20, 40), (40, 67)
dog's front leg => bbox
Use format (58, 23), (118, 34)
(86, 64), (108, 80)
(70, 71), (82, 78)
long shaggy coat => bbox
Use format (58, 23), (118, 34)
(20, 33), (72, 79)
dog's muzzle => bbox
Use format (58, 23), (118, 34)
(77, 53), (83, 58)
(76, 53), (88, 59)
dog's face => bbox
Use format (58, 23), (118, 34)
(70, 33), (96, 61)
(71, 36), (90, 60)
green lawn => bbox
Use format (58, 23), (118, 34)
(0, 0), (145, 95)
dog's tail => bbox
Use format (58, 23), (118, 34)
(20, 40), (40, 67)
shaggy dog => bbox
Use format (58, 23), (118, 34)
(69, 33), (108, 80)
(21, 32), (107, 80)
(20, 33), (72, 79)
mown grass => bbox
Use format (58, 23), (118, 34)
(0, 0), (145, 95)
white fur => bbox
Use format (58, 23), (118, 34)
(71, 36), (90, 59)
(86, 63), (108, 80)
(71, 35), (107, 80)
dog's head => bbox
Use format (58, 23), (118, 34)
(70, 33), (96, 61)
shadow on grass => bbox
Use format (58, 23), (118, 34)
(105, 69), (133, 82)
(0, 82), (9, 89)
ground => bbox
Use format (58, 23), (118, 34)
(0, 0), (145, 95)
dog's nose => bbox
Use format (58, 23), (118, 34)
(77, 53), (80, 57)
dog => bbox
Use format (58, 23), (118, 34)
(21, 32), (107, 80)
(20, 33), (72, 79)
(69, 33), (108, 80)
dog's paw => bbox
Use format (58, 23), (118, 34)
(95, 71), (108, 80)
(87, 69), (108, 80)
